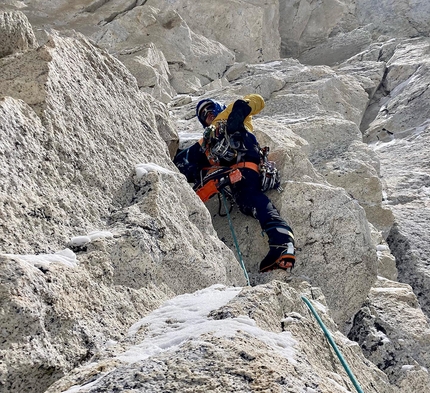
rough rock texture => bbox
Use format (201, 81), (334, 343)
(91, 7), (235, 95)
(119, 42), (176, 104)
(279, 0), (430, 65)
(370, 224), (397, 281)
(359, 38), (430, 317)
(0, 28), (245, 392)
(0, 2), (430, 393)
(355, 0), (430, 38)
(0, 11), (37, 58)
(349, 277), (430, 392)
(45, 282), (394, 393)
(279, 0), (359, 63)
(145, 0), (281, 64)
(171, 59), (380, 329)
(0, 253), (172, 393)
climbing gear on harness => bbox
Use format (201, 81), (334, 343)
(194, 166), (243, 202)
(259, 224), (295, 272)
(194, 158), (278, 203)
(231, 161), (259, 173)
(196, 99), (226, 126)
(202, 121), (241, 164)
(193, 160), (262, 203)
(260, 146), (282, 192)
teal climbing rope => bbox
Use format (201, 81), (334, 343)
(301, 296), (364, 393)
(221, 190), (250, 286)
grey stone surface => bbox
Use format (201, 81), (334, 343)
(0, 11), (37, 58)
(279, 0), (430, 65)
(349, 277), (430, 392)
(0, 252), (172, 393)
(144, 0), (281, 63)
(359, 38), (430, 317)
(0, 30), (246, 392)
(0, 2), (430, 392)
(45, 282), (394, 393)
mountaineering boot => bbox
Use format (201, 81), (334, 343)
(259, 224), (295, 273)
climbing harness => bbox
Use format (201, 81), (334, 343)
(221, 190), (250, 286)
(301, 296), (364, 393)
(193, 158), (279, 203)
(194, 166), (244, 202)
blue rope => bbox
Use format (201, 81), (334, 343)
(301, 296), (364, 393)
(221, 190), (250, 286)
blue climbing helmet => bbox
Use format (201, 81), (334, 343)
(196, 98), (226, 127)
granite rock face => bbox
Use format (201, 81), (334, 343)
(144, 0), (281, 64)
(0, 11), (37, 58)
(1, 2), (430, 393)
(45, 282), (394, 393)
(359, 38), (430, 317)
(91, 7), (236, 95)
(349, 277), (430, 391)
(0, 20), (245, 392)
(0, 252), (171, 393)
(279, 0), (430, 65)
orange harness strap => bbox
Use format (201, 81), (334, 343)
(230, 161), (259, 173)
(195, 162), (260, 203)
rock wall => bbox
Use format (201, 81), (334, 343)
(279, 0), (430, 65)
(0, 13), (246, 392)
(44, 282), (395, 393)
(1, 2), (430, 393)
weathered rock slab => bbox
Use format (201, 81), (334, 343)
(0, 11), (37, 58)
(349, 277), (430, 392)
(45, 282), (394, 393)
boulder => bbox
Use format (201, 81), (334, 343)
(45, 282), (394, 393)
(0, 11), (37, 58)
(144, 0), (281, 63)
(91, 7), (235, 88)
(349, 277), (430, 392)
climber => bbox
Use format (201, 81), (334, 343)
(174, 94), (295, 272)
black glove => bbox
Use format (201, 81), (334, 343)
(229, 131), (245, 151)
(226, 100), (252, 134)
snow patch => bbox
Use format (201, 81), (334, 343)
(117, 284), (297, 365)
(135, 162), (179, 179)
(70, 231), (113, 246)
(5, 248), (78, 268)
